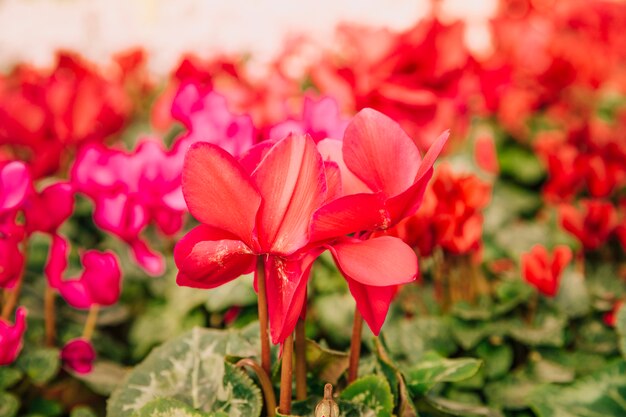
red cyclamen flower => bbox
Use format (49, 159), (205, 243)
(521, 244), (573, 297)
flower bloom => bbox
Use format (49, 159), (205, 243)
(61, 338), (96, 374)
(559, 200), (618, 251)
(0, 307), (27, 365)
(521, 245), (573, 297)
(46, 236), (121, 309)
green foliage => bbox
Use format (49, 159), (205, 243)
(15, 347), (61, 385)
(107, 326), (263, 417)
(340, 375), (394, 417)
(404, 352), (482, 396)
(0, 392), (20, 417)
(132, 398), (229, 417)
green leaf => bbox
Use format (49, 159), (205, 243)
(71, 360), (128, 396)
(340, 375), (394, 417)
(0, 367), (23, 390)
(70, 406), (98, 417)
(449, 317), (512, 350)
(425, 394), (504, 417)
(16, 347), (61, 385)
(305, 339), (349, 384)
(108, 326), (263, 417)
(508, 313), (567, 347)
(498, 144), (545, 186)
(554, 270), (590, 318)
(132, 398), (228, 417)
(484, 372), (536, 410)
(404, 352), (482, 396)
(615, 306), (626, 358)
(475, 341), (513, 380)
(530, 360), (626, 417)
(0, 392), (19, 417)
(312, 293), (355, 346)
(382, 316), (456, 364)
(576, 319), (618, 354)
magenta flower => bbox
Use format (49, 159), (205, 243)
(23, 182), (74, 235)
(172, 82), (255, 157)
(0, 307), (27, 365)
(72, 138), (185, 275)
(61, 338), (96, 374)
(46, 235), (121, 309)
(269, 96), (349, 143)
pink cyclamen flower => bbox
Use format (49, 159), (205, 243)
(269, 96), (349, 143)
(172, 82), (255, 157)
(0, 307), (27, 365)
(46, 235), (121, 309)
(61, 338), (96, 374)
(23, 182), (74, 235)
(521, 245), (573, 297)
(72, 138), (185, 275)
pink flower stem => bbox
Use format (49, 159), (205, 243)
(82, 304), (100, 341)
(347, 307), (363, 383)
(236, 358), (276, 417)
(279, 333), (294, 414)
(44, 285), (56, 347)
(295, 317), (307, 400)
(256, 257), (272, 376)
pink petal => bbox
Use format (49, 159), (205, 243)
(81, 251), (122, 306)
(415, 130), (450, 183)
(45, 234), (69, 288)
(328, 236), (418, 286)
(238, 141), (276, 175)
(182, 142), (261, 246)
(93, 194), (147, 240)
(345, 278), (398, 335)
(58, 281), (92, 309)
(0, 307), (27, 365)
(385, 169), (434, 225)
(323, 161), (342, 203)
(342, 108), (421, 196)
(0, 161), (31, 212)
(0, 238), (24, 289)
(130, 239), (166, 276)
(317, 138), (371, 195)
(61, 338), (96, 374)
(265, 250), (322, 344)
(310, 193), (389, 243)
(252, 134), (327, 255)
(175, 225), (256, 289)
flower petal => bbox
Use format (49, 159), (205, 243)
(182, 142), (261, 245)
(175, 225), (256, 289)
(0, 161), (31, 212)
(264, 250), (322, 344)
(252, 134), (326, 255)
(130, 239), (166, 276)
(328, 236), (418, 286)
(317, 138), (370, 196)
(345, 279), (398, 335)
(309, 193), (389, 243)
(81, 251), (122, 306)
(343, 108), (421, 196)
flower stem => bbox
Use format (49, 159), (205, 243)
(295, 318), (307, 400)
(256, 257), (272, 376)
(347, 307), (363, 383)
(279, 333), (294, 415)
(82, 304), (100, 340)
(1, 275), (24, 320)
(44, 286), (56, 347)
(236, 358), (276, 417)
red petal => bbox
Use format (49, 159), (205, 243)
(130, 239), (165, 276)
(252, 134), (326, 255)
(310, 193), (389, 243)
(343, 108), (421, 196)
(345, 278), (398, 335)
(183, 142), (261, 246)
(329, 236), (418, 286)
(385, 168), (433, 225)
(265, 250), (321, 344)
(175, 225), (256, 289)
(415, 130), (449, 183)
(323, 160), (342, 202)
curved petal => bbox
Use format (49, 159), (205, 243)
(415, 130), (449, 183)
(238, 141), (275, 175)
(175, 225), (256, 289)
(328, 236), (418, 286)
(342, 108), (421, 196)
(309, 193), (389, 243)
(0, 161), (31, 213)
(57, 280), (92, 309)
(252, 134), (327, 255)
(0, 307), (27, 366)
(45, 234), (69, 288)
(265, 250), (322, 344)
(183, 142), (261, 246)
(345, 278), (398, 335)
(130, 239), (166, 276)
(385, 168), (433, 225)
(323, 160), (342, 203)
